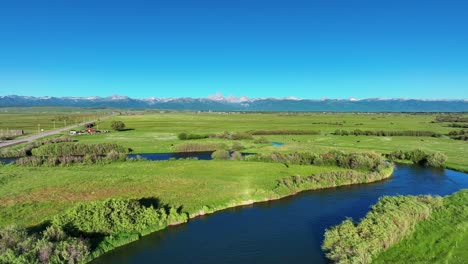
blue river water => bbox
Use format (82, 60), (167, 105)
(92, 164), (468, 264)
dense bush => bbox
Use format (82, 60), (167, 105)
(250, 130), (320, 135)
(211, 150), (230, 160)
(448, 130), (468, 141)
(0, 136), (74, 158)
(177, 133), (209, 140)
(387, 149), (447, 167)
(447, 123), (468, 128)
(245, 151), (389, 172)
(110, 121), (126, 131)
(14, 143), (128, 166)
(52, 198), (188, 236)
(214, 131), (253, 140)
(230, 151), (243, 161)
(276, 169), (392, 191)
(0, 225), (90, 264)
(175, 142), (226, 152)
(231, 142), (245, 151)
(434, 115), (468, 123)
(322, 195), (443, 264)
(32, 143), (128, 157)
(334, 129), (442, 137)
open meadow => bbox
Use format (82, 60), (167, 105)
(71, 112), (468, 171)
(0, 109), (466, 263)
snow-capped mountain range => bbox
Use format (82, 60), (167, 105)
(1, 93), (467, 112)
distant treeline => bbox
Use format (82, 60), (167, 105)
(448, 130), (468, 141)
(434, 115), (468, 123)
(386, 149), (447, 167)
(245, 150), (389, 172)
(0, 198), (188, 263)
(250, 130), (320, 135)
(322, 195), (443, 263)
(333, 129), (442, 137)
(177, 130), (321, 141)
(0, 136), (74, 158)
(446, 123), (468, 128)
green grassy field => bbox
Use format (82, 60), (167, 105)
(0, 109), (467, 263)
(373, 190), (468, 263)
(0, 107), (112, 136)
(0, 160), (354, 227)
(66, 112), (468, 171)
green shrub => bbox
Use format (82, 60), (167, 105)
(231, 151), (243, 161)
(52, 198), (187, 236)
(175, 142), (226, 152)
(387, 149), (448, 167)
(231, 142), (245, 151)
(211, 150), (230, 160)
(177, 133), (209, 140)
(0, 225), (90, 264)
(111, 120), (126, 131)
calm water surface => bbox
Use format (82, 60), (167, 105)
(90, 164), (468, 264)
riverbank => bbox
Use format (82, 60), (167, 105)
(86, 166), (394, 263)
(323, 189), (468, 264)
(0, 160), (393, 263)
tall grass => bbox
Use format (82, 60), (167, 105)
(175, 142), (226, 152)
(322, 195), (443, 264)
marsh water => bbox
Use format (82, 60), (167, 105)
(92, 164), (468, 264)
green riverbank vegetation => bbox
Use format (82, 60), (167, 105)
(323, 190), (468, 264)
(0, 150), (394, 263)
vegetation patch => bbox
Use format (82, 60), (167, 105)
(448, 129), (468, 141)
(322, 194), (443, 264)
(387, 149), (447, 167)
(276, 169), (392, 192)
(333, 129), (442, 137)
(373, 190), (468, 263)
(0, 136), (74, 158)
(250, 129), (320, 135)
(175, 142), (226, 152)
(0, 198), (188, 263)
(245, 150), (389, 172)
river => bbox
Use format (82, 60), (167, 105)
(91, 164), (468, 263)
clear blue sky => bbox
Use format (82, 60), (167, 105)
(0, 0), (467, 99)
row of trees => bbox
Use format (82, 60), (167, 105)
(434, 115), (468, 123)
(333, 129), (442, 137)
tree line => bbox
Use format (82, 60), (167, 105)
(333, 129), (442, 137)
